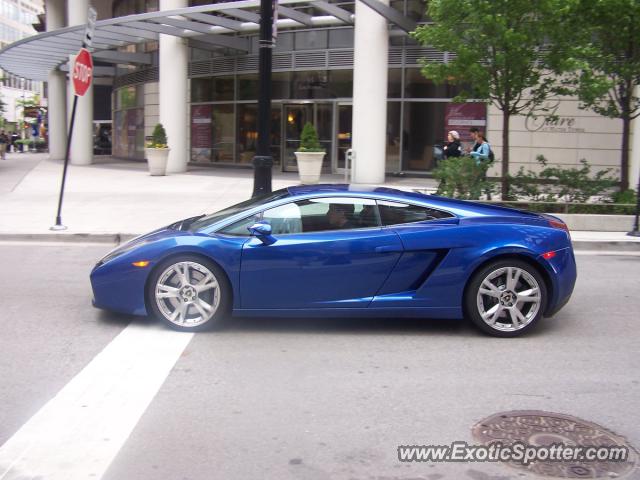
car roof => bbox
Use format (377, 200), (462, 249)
(285, 184), (540, 219)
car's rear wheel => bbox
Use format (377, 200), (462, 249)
(465, 259), (547, 337)
(147, 255), (230, 332)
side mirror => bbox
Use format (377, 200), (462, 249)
(248, 221), (274, 244)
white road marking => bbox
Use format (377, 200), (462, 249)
(0, 323), (193, 480)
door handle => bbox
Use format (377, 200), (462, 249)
(375, 245), (402, 253)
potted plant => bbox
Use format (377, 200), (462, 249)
(145, 123), (170, 176)
(294, 122), (325, 184)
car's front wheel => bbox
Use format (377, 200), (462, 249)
(465, 259), (547, 337)
(147, 255), (230, 332)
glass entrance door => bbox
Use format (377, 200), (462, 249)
(282, 103), (333, 172)
(335, 103), (353, 173)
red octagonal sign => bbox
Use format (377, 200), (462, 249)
(72, 48), (93, 97)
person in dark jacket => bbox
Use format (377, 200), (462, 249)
(443, 130), (462, 158)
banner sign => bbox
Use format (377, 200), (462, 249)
(191, 105), (212, 149)
(444, 103), (487, 144)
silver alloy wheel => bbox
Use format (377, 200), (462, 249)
(155, 261), (220, 328)
(476, 266), (542, 332)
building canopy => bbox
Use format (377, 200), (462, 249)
(0, 0), (417, 81)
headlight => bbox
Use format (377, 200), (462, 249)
(97, 240), (149, 266)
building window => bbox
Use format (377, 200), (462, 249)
(402, 101), (447, 171)
(191, 76), (234, 102)
(292, 71), (330, 99)
(113, 85), (144, 160)
(295, 30), (328, 50)
(386, 102), (402, 172)
(388, 69), (402, 98)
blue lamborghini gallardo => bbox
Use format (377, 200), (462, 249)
(90, 185), (576, 337)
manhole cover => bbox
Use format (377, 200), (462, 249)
(472, 411), (638, 478)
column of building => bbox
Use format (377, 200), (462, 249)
(66, 0), (94, 165)
(159, 0), (188, 173)
(45, 0), (66, 161)
(351, 0), (389, 184)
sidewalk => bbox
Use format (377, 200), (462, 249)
(0, 152), (435, 236)
(0, 152), (638, 251)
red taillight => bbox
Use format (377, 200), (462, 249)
(542, 251), (556, 260)
(547, 218), (570, 236)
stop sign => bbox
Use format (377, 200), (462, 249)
(72, 48), (93, 97)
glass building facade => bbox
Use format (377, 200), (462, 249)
(110, 1), (487, 175)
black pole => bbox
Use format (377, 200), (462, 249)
(51, 94), (79, 230)
(251, 0), (274, 198)
(628, 172), (640, 237)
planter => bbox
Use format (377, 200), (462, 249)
(294, 151), (325, 184)
(145, 148), (170, 176)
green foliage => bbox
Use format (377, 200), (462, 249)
(148, 123), (168, 148)
(507, 156), (617, 203)
(412, 0), (561, 115)
(477, 201), (636, 215)
(412, 0), (567, 199)
(433, 156), (493, 200)
(554, 0), (640, 121)
(550, 0), (640, 190)
(609, 189), (637, 205)
(298, 122), (324, 152)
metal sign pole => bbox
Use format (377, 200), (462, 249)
(251, 0), (276, 198)
(50, 7), (96, 231)
(51, 95), (79, 230)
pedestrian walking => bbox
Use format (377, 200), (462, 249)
(468, 128), (494, 199)
(443, 130), (462, 158)
(468, 127), (490, 163)
(0, 130), (9, 160)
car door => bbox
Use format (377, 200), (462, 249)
(370, 200), (460, 308)
(235, 197), (404, 309)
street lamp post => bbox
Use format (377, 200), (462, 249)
(251, 0), (275, 198)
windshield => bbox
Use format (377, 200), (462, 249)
(187, 188), (290, 232)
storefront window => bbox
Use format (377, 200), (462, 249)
(388, 69), (402, 98)
(236, 104), (282, 166)
(402, 101), (446, 171)
(386, 102), (402, 172)
(191, 78), (212, 103)
(272, 72), (292, 100)
(238, 74), (258, 101)
(328, 70), (352, 98)
(292, 71), (330, 99)
(192, 77), (234, 102)
(328, 28), (354, 48)
(116, 85), (143, 110)
(295, 30), (328, 50)
(274, 33), (294, 52)
(405, 68), (462, 98)
(113, 107), (144, 160)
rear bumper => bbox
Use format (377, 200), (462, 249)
(541, 246), (577, 317)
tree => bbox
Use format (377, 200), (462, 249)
(412, 0), (561, 199)
(555, 0), (640, 192)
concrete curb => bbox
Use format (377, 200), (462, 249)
(0, 233), (138, 244)
(0, 232), (638, 251)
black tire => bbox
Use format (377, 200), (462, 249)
(464, 258), (547, 338)
(146, 254), (231, 332)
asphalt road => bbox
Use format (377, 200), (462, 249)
(1, 242), (639, 480)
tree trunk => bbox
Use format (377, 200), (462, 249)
(501, 110), (510, 200)
(620, 115), (631, 191)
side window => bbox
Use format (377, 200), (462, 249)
(263, 202), (303, 234)
(219, 213), (262, 236)
(297, 197), (380, 232)
(377, 200), (453, 226)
